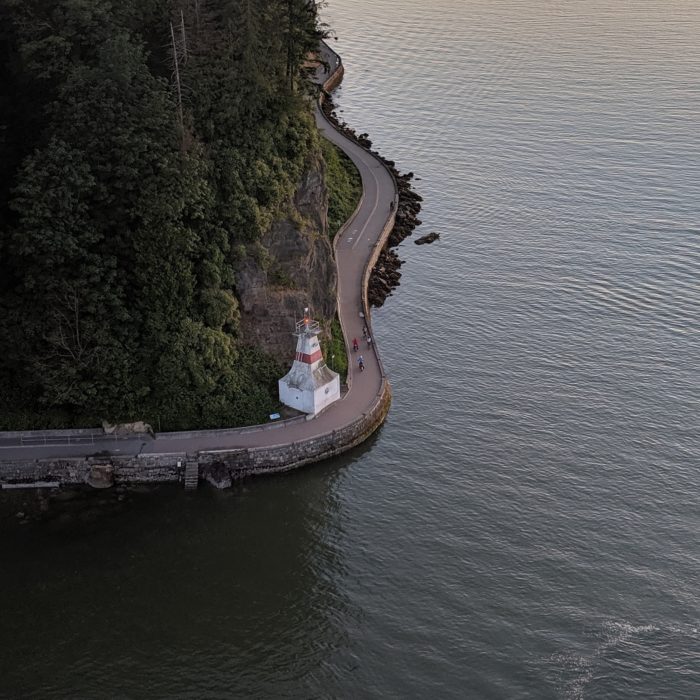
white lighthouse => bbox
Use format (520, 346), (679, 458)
(278, 308), (341, 415)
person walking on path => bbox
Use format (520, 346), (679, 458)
(366, 335), (372, 350)
(362, 325), (368, 339)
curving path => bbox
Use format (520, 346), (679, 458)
(0, 44), (397, 465)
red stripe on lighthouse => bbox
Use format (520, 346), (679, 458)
(296, 349), (323, 364)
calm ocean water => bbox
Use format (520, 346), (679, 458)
(1, 1), (699, 697)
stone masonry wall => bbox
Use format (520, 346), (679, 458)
(0, 384), (391, 487)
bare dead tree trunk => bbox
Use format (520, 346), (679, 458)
(170, 21), (185, 150)
(180, 10), (188, 66)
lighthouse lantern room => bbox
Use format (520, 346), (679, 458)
(278, 308), (341, 415)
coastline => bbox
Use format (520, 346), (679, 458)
(318, 67), (423, 308)
(0, 42), (398, 491)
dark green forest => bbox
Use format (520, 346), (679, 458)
(0, 0), (327, 430)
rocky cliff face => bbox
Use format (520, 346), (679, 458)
(236, 151), (337, 361)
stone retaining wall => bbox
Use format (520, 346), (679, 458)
(200, 381), (391, 481)
(0, 386), (390, 488)
(0, 453), (185, 487)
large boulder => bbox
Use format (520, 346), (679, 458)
(415, 232), (440, 245)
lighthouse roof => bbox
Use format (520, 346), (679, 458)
(280, 361), (338, 392)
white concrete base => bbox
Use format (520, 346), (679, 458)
(279, 366), (340, 415)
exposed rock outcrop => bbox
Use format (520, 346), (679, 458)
(415, 232), (440, 245)
(236, 152), (337, 361)
(101, 420), (153, 436)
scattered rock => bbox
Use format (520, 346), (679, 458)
(203, 463), (232, 490)
(368, 249), (403, 308)
(321, 93), (425, 307)
(415, 232), (440, 245)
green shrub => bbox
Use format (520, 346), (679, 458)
(321, 317), (348, 382)
(320, 139), (362, 239)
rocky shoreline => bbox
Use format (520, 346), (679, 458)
(320, 93), (424, 307)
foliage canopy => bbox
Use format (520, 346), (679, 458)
(0, 0), (326, 429)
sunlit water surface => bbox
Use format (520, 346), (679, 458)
(2, 1), (699, 697)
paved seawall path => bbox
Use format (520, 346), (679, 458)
(0, 43), (398, 477)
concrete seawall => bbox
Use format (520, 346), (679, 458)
(0, 43), (395, 490)
(0, 386), (391, 487)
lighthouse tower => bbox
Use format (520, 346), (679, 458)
(278, 308), (341, 415)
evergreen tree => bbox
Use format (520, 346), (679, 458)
(0, 0), (326, 429)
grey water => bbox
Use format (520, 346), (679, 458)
(2, 1), (699, 697)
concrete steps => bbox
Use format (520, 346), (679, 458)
(184, 460), (199, 490)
